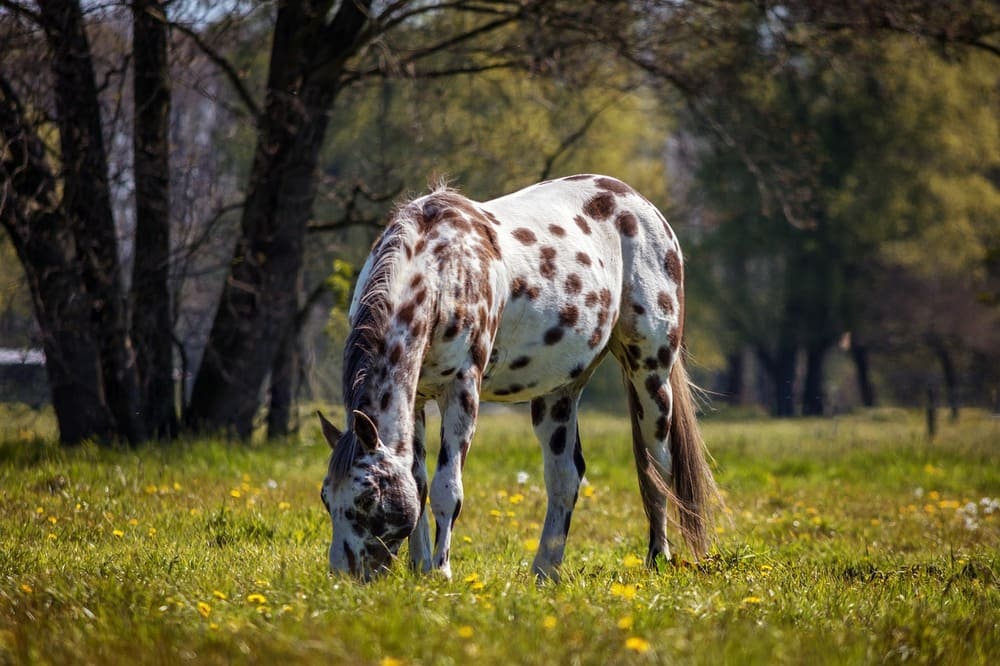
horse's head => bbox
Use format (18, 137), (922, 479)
(318, 410), (421, 580)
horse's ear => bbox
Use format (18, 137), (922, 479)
(351, 410), (380, 453)
(317, 411), (341, 450)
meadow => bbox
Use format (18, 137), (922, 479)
(1, 405), (997, 665)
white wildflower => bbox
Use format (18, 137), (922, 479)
(516, 471), (529, 485)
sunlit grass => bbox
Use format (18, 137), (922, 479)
(1, 409), (997, 664)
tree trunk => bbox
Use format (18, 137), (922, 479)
(801, 344), (826, 416)
(723, 350), (744, 405)
(773, 344), (797, 417)
(928, 336), (959, 422)
(131, 0), (177, 439)
(1, 79), (116, 444)
(185, 0), (370, 437)
(39, 0), (145, 443)
(266, 325), (300, 440)
(850, 342), (876, 407)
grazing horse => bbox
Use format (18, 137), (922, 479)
(318, 174), (718, 581)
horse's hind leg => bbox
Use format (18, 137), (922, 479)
(529, 390), (586, 582)
(618, 359), (675, 567)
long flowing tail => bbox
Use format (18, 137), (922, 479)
(668, 355), (719, 558)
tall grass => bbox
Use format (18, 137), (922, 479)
(1, 408), (997, 664)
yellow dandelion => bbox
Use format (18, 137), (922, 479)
(380, 657), (404, 666)
(112, 529), (125, 538)
(128, 518), (139, 526)
(810, 516), (823, 526)
(522, 538), (539, 553)
(47, 516), (57, 524)
(229, 489), (242, 499)
(928, 490), (941, 501)
(610, 583), (638, 600)
(582, 485), (595, 498)
(147, 527), (158, 537)
(471, 581), (485, 591)
(462, 536), (473, 544)
(923, 504), (937, 514)
(197, 602), (212, 618)
(35, 507), (44, 514)
(457, 625), (474, 639)
(143, 485), (158, 494)
(938, 500), (960, 510)
(624, 636), (651, 654)
(509, 493), (525, 505)
(173, 482), (182, 491)
(254, 579), (270, 588)
(247, 593), (267, 604)
(742, 596), (762, 604)
(213, 590), (228, 600)
(278, 501), (291, 510)
(20, 584), (32, 594)
(47, 533), (57, 540)
(209, 622), (219, 631)
(870, 519), (881, 526)
(617, 615), (634, 630)
(463, 573), (479, 583)
(189, 508), (202, 516)
(489, 509), (503, 518)
(622, 554), (643, 569)
(542, 615), (557, 630)
(923, 464), (942, 475)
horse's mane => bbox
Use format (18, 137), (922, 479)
(331, 193), (434, 479)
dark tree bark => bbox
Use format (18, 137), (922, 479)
(185, 0), (372, 437)
(801, 344), (826, 416)
(266, 325), (300, 440)
(850, 342), (876, 407)
(37, 0), (144, 443)
(131, 0), (177, 439)
(1, 79), (116, 444)
(723, 351), (744, 405)
(928, 335), (960, 422)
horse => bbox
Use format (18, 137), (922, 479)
(318, 174), (719, 581)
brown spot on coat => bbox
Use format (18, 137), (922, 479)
(548, 224), (566, 237)
(398, 301), (416, 325)
(573, 215), (592, 235)
(575, 252), (592, 266)
(512, 228), (537, 245)
(615, 211), (638, 237)
(657, 291), (674, 315)
(531, 397), (546, 426)
(583, 192), (615, 220)
(540, 247), (557, 279)
(664, 249), (682, 283)
(550, 397), (573, 422)
(657, 345), (672, 367)
(544, 326), (564, 345)
(565, 274), (583, 294)
(389, 343), (403, 365)
(549, 426), (568, 455)
(564, 174), (593, 181)
(510, 356), (531, 370)
(595, 177), (632, 196)
(559, 304), (579, 327)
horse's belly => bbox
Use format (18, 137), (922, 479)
(479, 296), (616, 402)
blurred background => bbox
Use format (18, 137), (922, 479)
(1, 1), (997, 444)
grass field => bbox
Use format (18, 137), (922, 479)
(1, 406), (998, 664)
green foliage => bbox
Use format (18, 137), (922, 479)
(2, 411), (997, 664)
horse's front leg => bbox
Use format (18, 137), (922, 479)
(429, 378), (479, 579)
(408, 403), (433, 572)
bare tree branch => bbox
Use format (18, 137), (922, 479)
(169, 20), (262, 121)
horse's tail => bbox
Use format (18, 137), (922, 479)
(668, 354), (719, 558)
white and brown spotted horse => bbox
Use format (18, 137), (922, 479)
(318, 174), (718, 581)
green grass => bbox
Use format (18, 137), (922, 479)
(1, 408), (998, 664)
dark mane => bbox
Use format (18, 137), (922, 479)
(331, 205), (416, 480)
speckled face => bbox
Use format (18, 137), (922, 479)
(319, 415), (421, 580)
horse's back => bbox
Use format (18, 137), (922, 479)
(473, 175), (684, 401)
